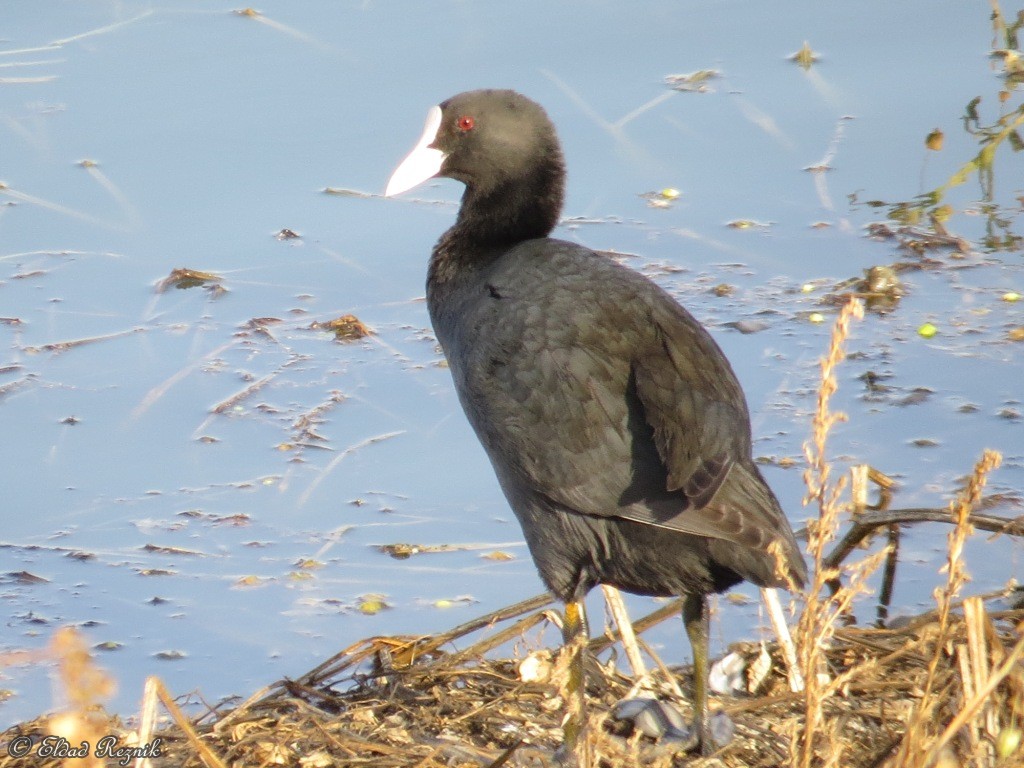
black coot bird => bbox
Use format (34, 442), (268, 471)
(386, 89), (806, 760)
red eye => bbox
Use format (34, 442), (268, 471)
(457, 115), (475, 132)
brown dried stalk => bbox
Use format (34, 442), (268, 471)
(46, 628), (116, 768)
(793, 297), (865, 768)
(896, 449), (1003, 767)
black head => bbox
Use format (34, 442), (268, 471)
(387, 89), (566, 244)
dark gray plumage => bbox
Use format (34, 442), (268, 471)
(387, 88), (806, 759)
(431, 238), (804, 600)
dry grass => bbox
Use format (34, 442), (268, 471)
(784, 298), (1020, 768)
(887, 448), (1015, 768)
(0, 628), (116, 768)
(3, 297), (1024, 768)
(6, 596), (1024, 767)
(792, 297), (880, 768)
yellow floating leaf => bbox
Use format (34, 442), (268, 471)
(358, 595), (389, 615)
(791, 41), (818, 69)
(481, 550), (515, 561)
(925, 128), (944, 151)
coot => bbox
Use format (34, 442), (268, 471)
(386, 89), (806, 760)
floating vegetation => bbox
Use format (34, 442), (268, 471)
(22, 327), (146, 355)
(664, 69), (720, 93)
(481, 550), (515, 562)
(152, 650), (186, 662)
(856, 7), (1024, 256)
(824, 264), (907, 314)
(322, 187), (375, 197)
(310, 313), (372, 341)
(725, 319), (769, 334)
(991, 2), (1024, 85)
(5, 571), (49, 585)
(140, 544), (205, 557)
(356, 593), (389, 615)
(375, 542), (512, 559)
(726, 219), (772, 230)
(789, 41), (819, 69)
(862, 220), (972, 256)
(639, 188), (682, 209)
(155, 268), (225, 294)
(713, 283), (734, 297)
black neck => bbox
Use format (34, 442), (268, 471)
(450, 157), (564, 248)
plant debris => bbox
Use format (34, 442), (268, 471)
(664, 69), (720, 93)
(5, 588), (1024, 768)
(155, 268), (224, 294)
(789, 41), (819, 69)
(310, 314), (372, 341)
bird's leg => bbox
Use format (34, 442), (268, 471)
(560, 599), (591, 768)
(683, 592), (713, 756)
